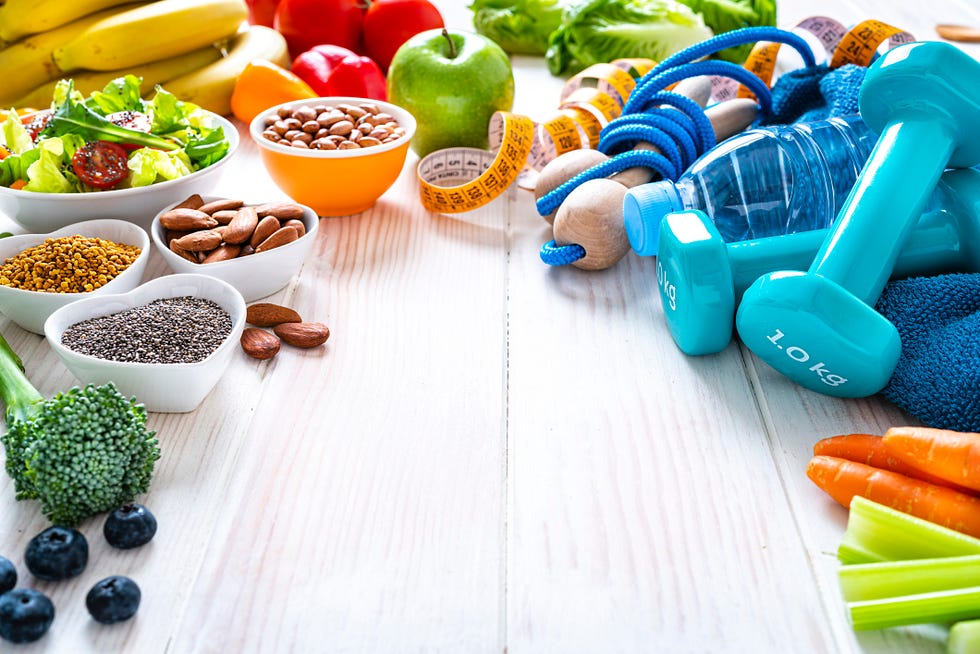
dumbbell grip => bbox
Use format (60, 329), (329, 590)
(809, 117), (956, 304)
(728, 204), (966, 299)
(728, 230), (827, 299)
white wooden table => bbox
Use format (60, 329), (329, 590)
(1, 1), (979, 652)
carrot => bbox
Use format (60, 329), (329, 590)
(8, 179), (26, 190)
(813, 433), (979, 494)
(806, 455), (980, 538)
(883, 426), (980, 493)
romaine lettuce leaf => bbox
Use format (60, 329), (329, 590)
(545, 0), (713, 75)
(470, 0), (568, 55)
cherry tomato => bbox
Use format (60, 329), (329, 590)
(71, 141), (130, 189)
(362, 0), (444, 71)
(273, 0), (365, 59)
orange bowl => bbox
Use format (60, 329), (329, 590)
(249, 97), (416, 217)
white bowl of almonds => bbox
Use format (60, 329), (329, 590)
(150, 194), (318, 302)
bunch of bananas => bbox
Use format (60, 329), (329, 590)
(0, 0), (290, 115)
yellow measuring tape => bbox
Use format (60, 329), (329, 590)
(416, 58), (655, 214)
(417, 17), (916, 215)
(714, 17), (913, 102)
(417, 112), (534, 214)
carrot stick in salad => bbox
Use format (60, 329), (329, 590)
(806, 455), (980, 538)
(883, 426), (980, 493)
(814, 433), (979, 494)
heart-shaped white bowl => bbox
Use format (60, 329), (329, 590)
(0, 219), (150, 334)
(150, 197), (319, 302)
(44, 273), (246, 413)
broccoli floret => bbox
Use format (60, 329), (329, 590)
(0, 332), (160, 526)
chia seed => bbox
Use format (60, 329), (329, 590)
(60, 296), (233, 364)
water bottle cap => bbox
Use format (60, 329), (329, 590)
(623, 182), (683, 256)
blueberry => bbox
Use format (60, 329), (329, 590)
(103, 503), (158, 549)
(0, 588), (55, 643)
(86, 576), (140, 624)
(24, 526), (88, 581)
(0, 556), (15, 594)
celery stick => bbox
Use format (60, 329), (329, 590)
(949, 619), (980, 654)
(839, 554), (980, 602)
(848, 586), (980, 630)
(838, 497), (980, 564)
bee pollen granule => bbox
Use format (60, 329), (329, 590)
(0, 235), (141, 293)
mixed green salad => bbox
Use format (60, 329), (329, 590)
(0, 75), (230, 193)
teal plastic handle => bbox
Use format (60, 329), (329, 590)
(657, 168), (980, 356)
(734, 41), (980, 397)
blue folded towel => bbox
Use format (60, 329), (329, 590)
(876, 273), (980, 431)
(764, 63), (866, 125)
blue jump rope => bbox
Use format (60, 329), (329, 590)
(537, 28), (980, 431)
(537, 26), (816, 266)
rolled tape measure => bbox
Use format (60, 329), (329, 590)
(711, 17), (913, 102)
(417, 112), (534, 214)
(416, 58), (656, 213)
(830, 19), (915, 68)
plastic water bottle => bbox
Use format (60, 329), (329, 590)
(622, 114), (878, 256)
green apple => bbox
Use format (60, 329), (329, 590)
(387, 28), (515, 158)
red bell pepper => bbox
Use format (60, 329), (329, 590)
(290, 45), (388, 101)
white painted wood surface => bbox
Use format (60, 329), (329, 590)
(1, 0), (979, 652)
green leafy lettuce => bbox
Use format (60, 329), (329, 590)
(470, 0), (567, 55)
(545, 0), (714, 75)
(470, 0), (776, 73)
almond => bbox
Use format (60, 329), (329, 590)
(211, 209), (239, 225)
(173, 229), (223, 252)
(246, 303), (302, 327)
(255, 201), (305, 220)
(283, 218), (306, 237)
(274, 321), (330, 348)
(254, 226), (299, 253)
(159, 207), (218, 231)
(169, 240), (198, 263)
(241, 328), (280, 360)
(201, 244), (242, 263)
(165, 229), (192, 246)
(173, 193), (205, 210)
(199, 198), (244, 214)
(250, 215), (281, 249)
(223, 205), (259, 244)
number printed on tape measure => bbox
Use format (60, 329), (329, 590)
(416, 112), (535, 214)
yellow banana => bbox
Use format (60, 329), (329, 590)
(52, 0), (248, 73)
(8, 45), (224, 111)
(161, 25), (290, 116)
(0, 0), (141, 42)
(0, 3), (154, 107)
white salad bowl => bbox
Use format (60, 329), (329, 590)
(0, 112), (239, 233)
(44, 273), (246, 413)
(150, 197), (319, 302)
(0, 219), (150, 334)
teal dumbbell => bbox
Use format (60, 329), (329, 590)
(658, 166), (980, 355)
(734, 41), (980, 398)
